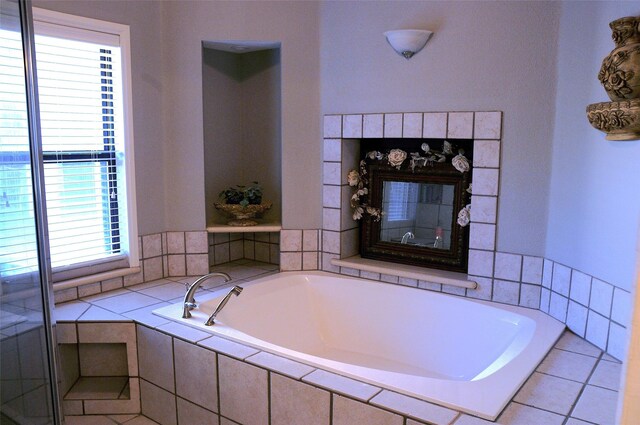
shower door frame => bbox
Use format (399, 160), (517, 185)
(5, 0), (64, 422)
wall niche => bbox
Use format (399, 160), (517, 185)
(202, 41), (282, 227)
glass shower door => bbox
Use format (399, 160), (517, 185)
(1, 0), (61, 423)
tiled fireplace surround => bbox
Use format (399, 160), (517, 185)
(50, 111), (631, 423)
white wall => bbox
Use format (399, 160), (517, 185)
(320, 0), (561, 257)
(202, 49), (245, 225)
(32, 0), (320, 233)
(161, 1), (321, 231)
(240, 49), (282, 223)
(32, 0), (167, 235)
(202, 48), (282, 225)
(546, 2), (640, 290)
(32, 1), (640, 292)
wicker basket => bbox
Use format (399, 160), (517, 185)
(214, 201), (272, 226)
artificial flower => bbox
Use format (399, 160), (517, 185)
(452, 153), (470, 173)
(347, 169), (360, 186)
(457, 204), (471, 227)
(352, 206), (364, 220)
(442, 140), (453, 155)
(387, 149), (407, 169)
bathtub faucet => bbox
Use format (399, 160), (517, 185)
(401, 231), (415, 244)
(182, 272), (232, 319)
(205, 285), (243, 326)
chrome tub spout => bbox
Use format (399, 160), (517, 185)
(182, 272), (231, 319)
(401, 231), (415, 244)
(205, 285), (243, 326)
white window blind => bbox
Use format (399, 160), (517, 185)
(38, 34), (125, 272)
(0, 28), (39, 278)
(0, 10), (137, 282)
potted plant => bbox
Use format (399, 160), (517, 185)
(218, 181), (263, 206)
(215, 181), (271, 226)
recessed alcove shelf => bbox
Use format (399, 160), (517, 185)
(57, 322), (140, 415)
(206, 222), (282, 233)
(202, 41), (282, 228)
(332, 255), (477, 289)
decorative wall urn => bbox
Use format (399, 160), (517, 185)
(587, 16), (640, 141)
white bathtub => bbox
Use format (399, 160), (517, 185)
(153, 271), (564, 420)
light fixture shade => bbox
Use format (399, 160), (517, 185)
(384, 29), (433, 59)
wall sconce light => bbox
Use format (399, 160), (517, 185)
(384, 29), (433, 59)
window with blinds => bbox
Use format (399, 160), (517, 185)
(0, 28), (38, 278)
(385, 181), (418, 222)
(0, 9), (137, 282)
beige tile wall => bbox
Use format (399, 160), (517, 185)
(280, 229), (321, 271)
(540, 258), (630, 359)
(54, 229), (283, 303)
(209, 232), (281, 267)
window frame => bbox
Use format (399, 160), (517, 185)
(33, 8), (139, 284)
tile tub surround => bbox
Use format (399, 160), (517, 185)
(53, 230), (281, 304)
(153, 270), (564, 420)
(322, 111), (501, 290)
(53, 264), (623, 424)
(209, 232), (281, 267)
(539, 258), (631, 360)
(280, 229), (322, 271)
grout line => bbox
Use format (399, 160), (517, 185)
(267, 371), (272, 425)
(328, 392), (333, 425)
(534, 369), (597, 386)
(565, 351), (604, 421)
(215, 352), (222, 425)
(554, 345), (600, 359)
(498, 401), (569, 422)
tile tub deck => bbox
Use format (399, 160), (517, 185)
(55, 260), (623, 425)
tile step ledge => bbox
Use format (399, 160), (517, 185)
(331, 256), (477, 289)
(64, 376), (130, 401)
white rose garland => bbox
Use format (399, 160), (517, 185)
(347, 144), (471, 225)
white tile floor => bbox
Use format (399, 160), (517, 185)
(57, 261), (623, 425)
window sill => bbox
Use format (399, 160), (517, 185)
(53, 267), (141, 291)
(331, 255), (477, 289)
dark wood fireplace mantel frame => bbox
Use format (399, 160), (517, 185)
(360, 162), (471, 273)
